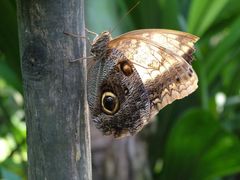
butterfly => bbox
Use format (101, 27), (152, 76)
(87, 29), (199, 138)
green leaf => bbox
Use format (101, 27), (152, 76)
(0, 58), (22, 92)
(206, 16), (240, 84)
(188, 0), (229, 35)
(157, 0), (180, 29)
(0, 0), (21, 77)
(1, 168), (21, 180)
(188, 0), (209, 33)
(160, 109), (240, 180)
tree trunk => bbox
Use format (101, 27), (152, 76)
(16, 0), (92, 179)
(91, 127), (152, 180)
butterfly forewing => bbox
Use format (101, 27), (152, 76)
(108, 29), (199, 117)
(110, 29), (199, 64)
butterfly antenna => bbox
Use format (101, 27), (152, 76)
(110, 1), (140, 34)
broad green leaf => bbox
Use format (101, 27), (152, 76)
(0, 0), (21, 77)
(160, 109), (240, 180)
(188, 0), (229, 35)
(197, 0), (228, 35)
(157, 0), (179, 29)
(188, 0), (209, 33)
(206, 16), (240, 84)
(136, 1), (162, 28)
(1, 168), (21, 180)
(0, 59), (22, 93)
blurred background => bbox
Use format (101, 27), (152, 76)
(1, 0), (240, 179)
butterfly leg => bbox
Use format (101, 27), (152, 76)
(85, 28), (98, 36)
(63, 31), (92, 45)
(85, 28), (98, 40)
(68, 56), (94, 63)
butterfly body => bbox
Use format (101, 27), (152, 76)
(87, 29), (199, 138)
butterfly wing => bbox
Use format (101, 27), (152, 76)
(110, 29), (199, 63)
(108, 29), (199, 118)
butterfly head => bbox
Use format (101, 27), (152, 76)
(91, 31), (112, 58)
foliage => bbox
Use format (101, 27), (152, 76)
(1, 0), (240, 179)
(86, 0), (240, 179)
(0, 0), (26, 179)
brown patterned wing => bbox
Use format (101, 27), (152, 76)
(109, 29), (199, 118)
(111, 29), (199, 63)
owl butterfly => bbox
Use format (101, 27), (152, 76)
(87, 29), (199, 138)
